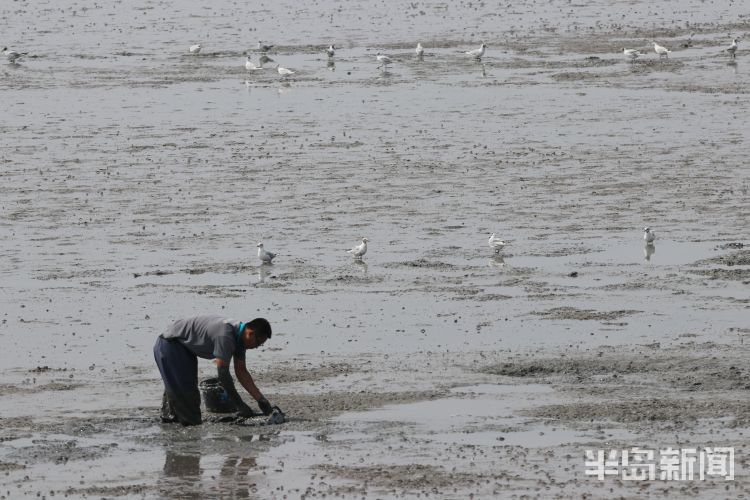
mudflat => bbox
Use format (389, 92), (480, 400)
(1, 0), (748, 497)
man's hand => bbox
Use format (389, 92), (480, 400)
(257, 397), (273, 416)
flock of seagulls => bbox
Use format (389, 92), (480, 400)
(2, 35), (741, 68)
(186, 40), (489, 77)
(622, 37), (740, 62)
(255, 229), (655, 266)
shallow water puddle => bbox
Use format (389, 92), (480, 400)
(334, 383), (593, 448)
(508, 239), (721, 269)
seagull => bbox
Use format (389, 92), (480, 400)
(623, 48), (641, 61)
(466, 43), (486, 59)
(245, 57), (262, 70)
(257, 243), (276, 264)
(276, 64), (295, 77)
(326, 44), (335, 58)
(653, 42), (671, 59)
(643, 227), (656, 244)
(189, 44), (202, 54)
(416, 42), (424, 59)
(348, 237), (368, 259)
(376, 53), (392, 69)
(3, 47), (27, 64)
(726, 38), (739, 59)
(488, 233), (506, 253)
(258, 41), (274, 52)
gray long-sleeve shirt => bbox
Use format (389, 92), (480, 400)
(160, 315), (246, 362)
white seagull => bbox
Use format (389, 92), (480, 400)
(348, 237), (368, 259)
(488, 233), (506, 253)
(726, 38), (739, 59)
(623, 48), (641, 61)
(466, 43), (486, 59)
(653, 42), (671, 59)
(277, 64), (295, 77)
(3, 47), (27, 63)
(643, 227), (656, 244)
(257, 243), (276, 264)
(258, 41), (274, 52)
(376, 53), (392, 69)
(189, 44), (202, 54)
(326, 44), (336, 58)
(246, 57), (261, 70)
(416, 42), (424, 59)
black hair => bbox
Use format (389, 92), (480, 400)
(248, 317), (272, 339)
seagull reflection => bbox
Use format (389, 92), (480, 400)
(644, 243), (655, 262)
(327, 59), (335, 71)
(258, 265), (270, 283)
(353, 259), (368, 274)
(489, 255), (506, 268)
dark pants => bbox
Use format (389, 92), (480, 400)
(153, 337), (202, 426)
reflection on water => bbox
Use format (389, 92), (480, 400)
(489, 255), (506, 268)
(257, 265), (270, 283)
(353, 259), (368, 274)
(158, 434), (266, 499)
(644, 243), (656, 262)
(327, 59), (335, 71)
(164, 450), (201, 477)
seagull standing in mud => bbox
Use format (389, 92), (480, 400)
(376, 53), (392, 70)
(653, 41), (671, 59)
(326, 44), (336, 58)
(257, 243), (276, 264)
(466, 43), (486, 59)
(276, 64), (295, 78)
(245, 56), (262, 70)
(348, 237), (368, 259)
(416, 42), (424, 59)
(623, 48), (641, 61)
(726, 37), (739, 59)
(189, 44), (202, 54)
(488, 233), (506, 254)
(3, 47), (27, 64)
(643, 227), (656, 245)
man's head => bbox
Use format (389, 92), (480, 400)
(242, 317), (272, 349)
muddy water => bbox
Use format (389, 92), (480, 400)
(1, 0), (749, 497)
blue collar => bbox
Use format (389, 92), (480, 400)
(236, 321), (245, 345)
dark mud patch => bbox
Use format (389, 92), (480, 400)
(256, 362), (354, 385)
(530, 307), (640, 321)
(9, 439), (119, 464)
(688, 268), (750, 283)
(0, 460), (25, 471)
(318, 463), (500, 494)
(384, 259), (459, 270)
(62, 484), (149, 497)
(270, 389), (447, 424)
(483, 343), (750, 391)
(529, 398), (750, 426)
(695, 248), (750, 267)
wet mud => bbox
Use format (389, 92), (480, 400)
(1, 0), (749, 497)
